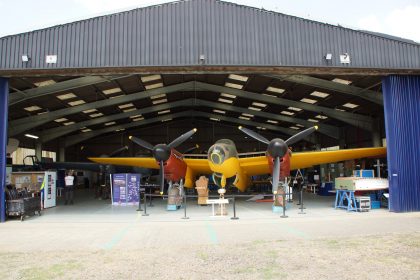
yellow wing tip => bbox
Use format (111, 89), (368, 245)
(160, 192), (164, 195)
(314, 125), (319, 130)
(238, 126), (243, 130)
(129, 136), (133, 140)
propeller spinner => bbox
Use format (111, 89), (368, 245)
(129, 128), (198, 195)
(239, 125), (318, 193)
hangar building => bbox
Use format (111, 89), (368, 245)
(1, 0), (420, 222)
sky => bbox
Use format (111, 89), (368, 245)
(0, 0), (420, 42)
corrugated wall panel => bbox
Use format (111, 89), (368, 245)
(1, 0), (420, 70)
(382, 75), (420, 212)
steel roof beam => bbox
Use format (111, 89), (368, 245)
(40, 98), (339, 143)
(195, 99), (339, 139)
(194, 81), (373, 131)
(9, 81), (196, 136)
(266, 74), (383, 105)
(39, 99), (194, 143)
(193, 111), (317, 144)
(64, 111), (193, 147)
(64, 110), (316, 147)
(9, 75), (127, 106)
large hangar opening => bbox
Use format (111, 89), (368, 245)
(1, 0), (420, 222)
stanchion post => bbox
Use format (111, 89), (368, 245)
(287, 186), (293, 203)
(142, 194), (149, 216)
(182, 195), (189, 219)
(136, 189), (143, 212)
(231, 195), (239, 220)
(298, 189), (306, 215)
(280, 189), (288, 218)
(149, 187), (154, 207)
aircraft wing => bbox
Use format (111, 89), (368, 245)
(88, 157), (160, 169)
(239, 147), (387, 176)
(183, 158), (213, 174)
(89, 156), (213, 173)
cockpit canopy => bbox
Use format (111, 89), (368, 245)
(207, 139), (238, 165)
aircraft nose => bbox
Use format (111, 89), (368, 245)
(211, 152), (222, 164)
(208, 146), (225, 165)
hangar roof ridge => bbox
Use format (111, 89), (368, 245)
(0, 0), (418, 47)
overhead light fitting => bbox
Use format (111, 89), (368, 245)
(332, 78), (352, 85)
(220, 93), (236, 99)
(25, 134), (39, 139)
(311, 91), (330, 98)
(158, 110), (170, 115)
(342, 102), (359, 109)
(218, 98), (233, 104)
(152, 98), (167, 105)
(102, 87), (122, 95)
(141, 75), (161, 83)
(68, 100), (86, 106)
(266, 86), (285, 94)
(24, 105), (42, 112)
(145, 83), (163, 90)
(300, 98), (317, 104)
(281, 111), (294, 116)
(228, 74), (248, 82)
(225, 82), (243, 89)
(288, 106), (303, 112)
(251, 102), (267, 108)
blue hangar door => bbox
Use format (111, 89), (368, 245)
(0, 78), (8, 223)
(382, 75), (420, 212)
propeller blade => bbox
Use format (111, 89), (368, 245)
(168, 128), (197, 149)
(285, 126), (318, 146)
(238, 126), (270, 145)
(129, 136), (154, 151)
(183, 144), (199, 154)
(108, 146), (129, 157)
(272, 157), (281, 194)
(159, 161), (165, 195)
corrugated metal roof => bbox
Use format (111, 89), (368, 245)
(1, 0), (420, 71)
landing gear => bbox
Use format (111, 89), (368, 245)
(167, 180), (183, 211)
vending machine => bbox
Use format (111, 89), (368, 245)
(42, 171), (57, 208)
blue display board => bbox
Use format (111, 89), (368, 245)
(353, 170), (374, 178)
(112, 174), (140, 205)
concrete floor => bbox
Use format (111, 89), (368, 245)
(1, 188), (419, 252)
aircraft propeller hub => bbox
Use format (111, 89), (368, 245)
(268, 138), (288, 158)
(153, 144), (171, 162)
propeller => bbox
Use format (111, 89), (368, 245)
(129, 128), (198, 194)
(183, 144), (200, 154)
(107, 146), (129, 157)
(239, 125), (318, 193)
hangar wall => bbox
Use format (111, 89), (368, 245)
(1, 0), (420, 71)
(0, 78), (8, 222)
(383, 75), (420, 212)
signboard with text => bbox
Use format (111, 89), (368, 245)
(112, 174), (140, 206)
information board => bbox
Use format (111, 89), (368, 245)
(112, 174), (141, 205)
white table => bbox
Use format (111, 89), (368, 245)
(206, 199), (229, 216)
(306, 183), (318, 194)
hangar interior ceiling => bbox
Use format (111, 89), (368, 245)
(7, 72), (384, 160)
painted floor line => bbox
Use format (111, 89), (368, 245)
(206, 223), (219, 244)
